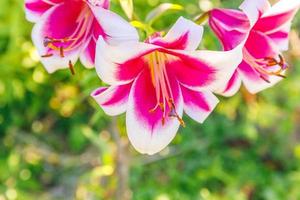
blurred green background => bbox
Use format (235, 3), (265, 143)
(0, 0), (300, 199)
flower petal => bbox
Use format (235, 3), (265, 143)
(238, 61), (283, 94)
(240, 0), (270, 26)
(169, 44), (243, 92)
(31, 2), (84, 73)
(126, 70), (183, 155)
(151, 17), (204, 50)
(245, 30), (278, 58)
(95, 37), (158, 85)
(266, 27), (290, 51)
(209, 9), (250, 50)
(89, 5), (139, 45)
(25, 0), (63, 22)
(253, 0), (299, 51)
(181, 86), (219, 123)
(254, 1), (299, 33)
(216, 70), (242, 97)
(165, 54), (215, 89)
(91, 83), (132, 116)
(80, 38), (96, 69)
(93, 0), (110, 9)
(261, 0), (300, 22)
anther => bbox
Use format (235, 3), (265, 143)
(69, 60), (75, 75)
(168, 99), (185, 127)
(168, 108), (177, 118)
(162, 117), (166, 126)
(149, 107), (156, 113)
(264, 57), (278, 66)
(278, 54), (288, 70)
(276, 74), (286, 79)
(244, 48), (288, 83)
(60, 46), (65, 58)
(260, 75), (271, 83)
(41, 53), (53, 58)
(159, 103), (164, 111)
(264, 55), (288, 70)
(178, 117), (186, 127)
(43, 36), (53, 47)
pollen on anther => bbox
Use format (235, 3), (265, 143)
(260, 75), (271, 83)
(60, 47), (65, 58)
(162, 117), (166, 126)
(43, 36), (52, 47)
(41, 53), (53, 58)
(69, 60), (75, 75)
(178, 118), (186, 127)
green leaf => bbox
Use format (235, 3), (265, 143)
(69, 125), (89, 152)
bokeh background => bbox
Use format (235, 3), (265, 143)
(0, 0), (300, 199)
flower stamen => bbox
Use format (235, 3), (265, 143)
(42, 6), (93, 58)
(243, 48), (288, 83)
(168, 99), (185, 127)
(147, 51), (185, 127)
(59, 46), (65, 57)
(41, 53), (53, 58)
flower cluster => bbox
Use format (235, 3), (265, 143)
(25, 0), (299, 155)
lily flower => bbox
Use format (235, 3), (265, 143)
(209, 0), (300, 96)
(91, 17), (243, 155)
(25, 0), (138, 73)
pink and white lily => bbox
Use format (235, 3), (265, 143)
(209, 0), (300, 96)
(91, 17), (243, 155)
(25, 0), (138, 73)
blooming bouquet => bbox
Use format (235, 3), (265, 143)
(25, 0), (300, 155)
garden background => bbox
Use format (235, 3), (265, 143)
(1, 0), (300, 199)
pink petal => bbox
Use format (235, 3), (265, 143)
(41, 2), (86, 40)
(254, 4), (299, 33)
(209, 9), (250, 50)
(240, 0), (270, 26)
(216, 70), (242, 97)
(151, 17), (204, 50)
(260, 0), (300, 21)
(238, 61), (283, 94)
(80, 39), (96, 68)
(80, 19), (103, 69)
(181, 86), (219, 123)
(267, 28), (290, 51)
(80, 38), (96, 69)
(91, 83), (132, 116)
(95, 37), (157, 85)
(25, 0), (63, 22)
(245, 30), (278, 59)
(126, 69), (183, 155)
(95, 0), (110, 9)
(31, 3), (85, 72)
(167, 44), (243, 92)
(89, 5), (139, 45)
(166, 55), (216, 89)
(253, 0), (299, 51)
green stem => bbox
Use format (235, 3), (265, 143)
(130, 20), (155, 37)
(194, 11), (210, 25)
